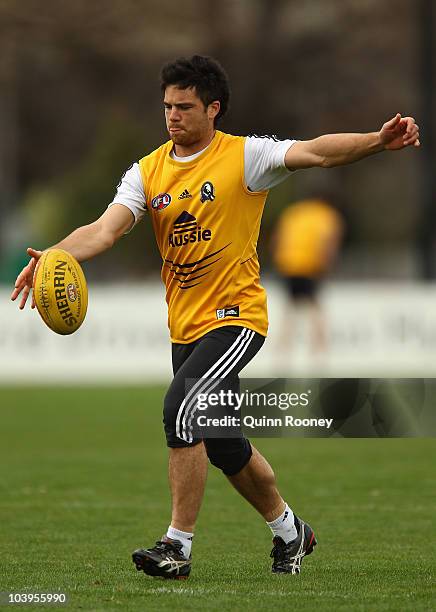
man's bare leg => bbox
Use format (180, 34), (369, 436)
(169, 442), (208, 532)
(226, 445), (285, 521)
(131, 443), (207, 578)
(227, 444), (317, 573)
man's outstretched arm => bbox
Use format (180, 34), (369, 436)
(285, 113), (420, 170)
(11, 204), (134, 309)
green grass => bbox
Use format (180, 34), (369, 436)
(0, 387), (434, 611)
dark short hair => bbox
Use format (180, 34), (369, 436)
(160, 55), (230, 125)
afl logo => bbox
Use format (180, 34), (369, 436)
(152, 193), (172, 211)
(66, 283), (77, 302)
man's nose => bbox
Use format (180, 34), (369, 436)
(169, 108), (181, 122)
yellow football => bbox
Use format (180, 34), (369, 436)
(33, 249), (88, 335)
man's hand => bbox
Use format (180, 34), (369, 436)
(11, 248), (43, 310)
(10, 205), (134, 312)
(379, 113), (420, 150)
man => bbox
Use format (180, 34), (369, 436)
(273, 197), (345, 357)
(11, 55), (420, 579)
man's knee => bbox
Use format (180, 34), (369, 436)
(204, 437), (252, 476)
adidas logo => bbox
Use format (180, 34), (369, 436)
(168, 211), (212, 247)
(178, 189), (192, 200)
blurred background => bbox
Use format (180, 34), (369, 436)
(1, 0), (435, 382)
(1, 8), (434, 605)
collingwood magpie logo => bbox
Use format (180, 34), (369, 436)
(168, 211), (212, 247)
(200, 181), (215, 203)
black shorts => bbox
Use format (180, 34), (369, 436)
(163, 326), (265, 448)
(284, 276), (319, 300)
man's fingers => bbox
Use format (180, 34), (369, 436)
(19, 286), (30, 310)
(11, 283), (26, 300)
(13, 268), (31, 290)
(14, 270), (26, 285)
(28, 257), (36, 273)
(385, 113), (401, 128)
(27, 247), (42, 258)
(11, 249), (41, 307)
(403, 125), (418, 138)
(403, 117), (416, 133)
(404, 133), (418, 144)
(399, 117), (420, 143)
(10, 287), (19, 301)
(382, 113), (420, 150)
(11, 259), (36, 302)
(29, 258), (36, 281)
(405, 128), (418, 140)
(11, 275), (26, 300)
(11, 277), (23, 297)
(403, 119), (419, 146)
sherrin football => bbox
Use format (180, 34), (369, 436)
(33, 249), (88, 335)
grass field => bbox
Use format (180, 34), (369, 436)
(0, 387), (434, 611)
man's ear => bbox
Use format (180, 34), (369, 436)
(208, 101), (220, 121)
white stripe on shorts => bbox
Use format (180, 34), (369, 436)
(175, 327), (250, 440)
(176, 327), (255, 442)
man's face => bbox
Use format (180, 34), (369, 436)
(164, 85), (215, 147)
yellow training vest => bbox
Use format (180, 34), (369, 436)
(273, 199), (343, 277)
(139, 131), (268, 343)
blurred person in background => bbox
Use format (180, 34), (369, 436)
(273, 196), (345, 359)
(11, 55), (420, 581)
